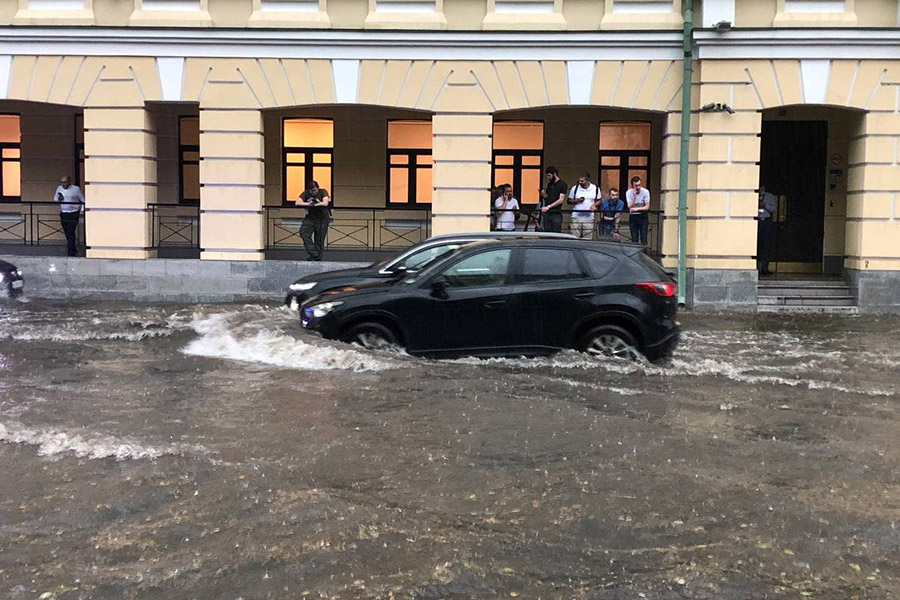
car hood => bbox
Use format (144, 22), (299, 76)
(0, 259), (18, 272)
(292, 265), (376, 285)
(302, 279), (406, 306)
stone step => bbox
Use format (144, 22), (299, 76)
(757, 304), (860, 315)
(757, 285), (852, 297)
(758, 295), (856, 307)
(758, 278), (845, 287)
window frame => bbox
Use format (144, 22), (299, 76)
(597, 120), (652, 200)
(0, 113), (21, 203)
(73, 114), (85, 188)
(492, 120), (544, 207)
(386, 119), (433, 207)
(281, 116), (334, 206)
(178, 115), (200, 206)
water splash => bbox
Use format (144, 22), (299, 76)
(182, 311), (395, 372)
(0, 420), (206, 461)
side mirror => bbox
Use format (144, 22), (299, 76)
(430, 275), (449, 299)
(388, 265), (408, 279)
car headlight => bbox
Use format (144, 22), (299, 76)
(289, 282), (317, 291)
(15, 270), (21, 277)
(0, 273), (4, 282)
(303, 300), (343, 318)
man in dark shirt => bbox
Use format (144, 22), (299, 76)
(539, 166), (567, 233)
(296, 180), (331, 261)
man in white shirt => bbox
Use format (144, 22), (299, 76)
(53, 175), (84, 257)
(625, 176), (650, 246)
(493, 184), (520, 232)
(566, 173), (599, 239)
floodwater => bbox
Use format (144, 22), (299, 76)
(1, 299), (899, 599)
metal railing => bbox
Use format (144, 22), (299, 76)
(264, 205), (432, 251)
(0, 201), (86, 248)
(492, 207), (665, 258)
(149, 203), (200, 249)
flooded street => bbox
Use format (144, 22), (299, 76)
(1, 300), (899, 599)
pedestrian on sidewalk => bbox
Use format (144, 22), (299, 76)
(539, 166), (567, 233)
(567, 173), (599, 239)
(626, 176), (650, 247)
(296, 180), (331, 261)
(53, 175), (84, 257)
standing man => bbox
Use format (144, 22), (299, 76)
(296, 180), (331, 261)
(594, 187), (624, 241)
(53, 175), (84, 257)
(625, 176), (650, 246)
(494, 184), (520, 232)
(567, 173), (599, 239)
(539, 166), (567, 233)
(757, 185), (777, 276)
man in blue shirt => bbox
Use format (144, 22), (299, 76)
(593, 187), (624, 241)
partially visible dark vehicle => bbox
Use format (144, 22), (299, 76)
(300, 239), (679, 362)
(284, 231), (575, 311)
(0, 259), (24, 299)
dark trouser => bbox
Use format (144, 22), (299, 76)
(544, 212), (563, 233)
(757, 218), (775, 273)
(598, 221), (617, 240)
(300, 217), (329, 260)
(60, 211), (79, 257)
(628, 212), (649, 246)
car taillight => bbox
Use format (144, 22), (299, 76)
(635, 282), (677, 297)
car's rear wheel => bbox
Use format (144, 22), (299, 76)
(579, 325), (639, 360)
(343, 322), (398, 350)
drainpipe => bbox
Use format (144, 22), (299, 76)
(677, 0), (693, 307)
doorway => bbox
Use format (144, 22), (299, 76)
(758, 120), (827, 271)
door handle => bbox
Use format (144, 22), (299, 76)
(574, 292), (594, 301)
(484, 300), (506, 308)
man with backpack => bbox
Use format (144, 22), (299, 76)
(567, 172), (599, 239)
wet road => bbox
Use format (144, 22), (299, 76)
(1, 299), (899, 599)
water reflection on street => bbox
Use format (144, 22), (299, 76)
(1, 300), (899, 599)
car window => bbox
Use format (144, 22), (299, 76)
(582, 250), (618, 279)
(402, 244), (462, 271)
(441, 249), (512, 288)
(517, 248), (586, 283)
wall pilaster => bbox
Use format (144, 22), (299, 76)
(198, 108), (266, 261)
(83, 107), (157, 259)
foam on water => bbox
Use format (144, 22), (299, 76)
(0, 420), (205, 461)
(182, 312), (395, 372)
(0, 308), (194, 342)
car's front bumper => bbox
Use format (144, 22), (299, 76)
(3, 277), (24, 298)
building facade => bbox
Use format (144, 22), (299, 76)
(1, 0), (899, 310)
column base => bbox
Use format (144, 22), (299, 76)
(845, 269), (900, 314)
(87, 248), (156, 260)
(201, 250), (265, 261)
(431, 214), (491, 236)
(685, 268), (759, 311)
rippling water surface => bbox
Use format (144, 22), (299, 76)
(1, 299), (899, 599)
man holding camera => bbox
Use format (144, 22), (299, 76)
(53, 175), (84, 257)
(296, 180), (331, 261)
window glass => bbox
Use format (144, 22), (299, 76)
(518, 248), (585, 283)
(0, 115), (20, 143)
(441, 249), (511, 288)
(493, 122), (543, 150)
(403, 243), (461, 271)
(599, 122), (650, 151)
(582, 250), (618, 279)
(388, 120), (432, 149)
(284, 119), (333, 147)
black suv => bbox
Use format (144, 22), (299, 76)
(301, 239), (679, 362)
(284, 231), (574, 311)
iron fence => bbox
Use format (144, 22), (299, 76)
(149, 203), (200, 249)
(264, 206), (432, 251)
(492, 207), (665, 258)
(0, 201), (86, 248)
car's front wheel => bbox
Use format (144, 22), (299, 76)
(578, 325), (639, 359)
(342, 322), (398, 351)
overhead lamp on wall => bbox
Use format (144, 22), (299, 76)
(714, 20), (732, 33)
(700, 102), (735, 115)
